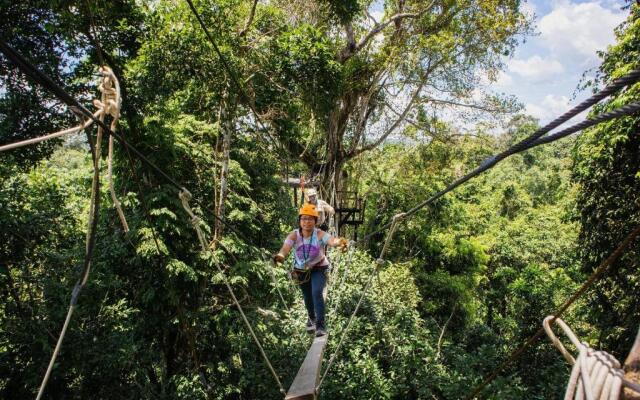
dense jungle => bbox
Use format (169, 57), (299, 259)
(1, 0), (639, 399)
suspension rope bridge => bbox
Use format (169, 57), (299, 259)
(1, 21), (640, 400)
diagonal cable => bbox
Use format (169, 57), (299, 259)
(361, 70), (640, 242)
(179, 190), (286, 394)
(0, 38), (259, 251)
(464, 223), (640, 400)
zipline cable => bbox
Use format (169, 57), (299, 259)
(323, 72), (640, 395)
(523, 101), (640, 150)
(464, 223), (640, 400)
(360, 69), (640, 243)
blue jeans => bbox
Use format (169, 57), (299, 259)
(299, 268), (327, 328)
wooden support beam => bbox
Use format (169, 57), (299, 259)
(624, 326), (640, 400)
(285, 335), (328, 400)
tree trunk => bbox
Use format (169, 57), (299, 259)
(624, 326), (640, 400)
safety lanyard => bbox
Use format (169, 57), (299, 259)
(300, 229), (316, 268)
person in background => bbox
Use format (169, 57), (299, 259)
(273, 203), (348, 337)
(306, 188), (334, 232)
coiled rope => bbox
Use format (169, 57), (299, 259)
(95, 66), (128, 232)
(544, 316), (640, 400)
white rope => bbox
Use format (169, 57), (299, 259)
(317, 213), (405, 391)
(543, 316), (640, 400)
(268, 257), (290, 312)
(0, 66), (129, 233)
(0, 111), (101, 152)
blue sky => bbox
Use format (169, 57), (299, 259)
(485, 0), (628, 123)
(368, 0), (629, 127)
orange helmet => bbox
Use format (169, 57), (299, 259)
(299, 203), (319, 218)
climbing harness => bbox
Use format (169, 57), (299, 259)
(289, 268), (312, 285)
(544, 316), (640, 400)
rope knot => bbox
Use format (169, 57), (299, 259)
(392, 212), (406, 222)
(97, 66), (121, 119)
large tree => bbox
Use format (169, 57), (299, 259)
(244, 0), (529, 197)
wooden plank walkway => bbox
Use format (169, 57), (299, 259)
(285, 335), (328, 400)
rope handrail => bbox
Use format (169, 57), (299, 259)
(0, 110), (100, 152)
(179, 190), (286, 394)
(316, 213), (405, 391)
(35, 103), (103, 400)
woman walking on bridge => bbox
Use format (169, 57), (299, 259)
(273, 203), (348, 337)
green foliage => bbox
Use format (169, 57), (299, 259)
(319, 0), (362, 24)
(275, 24), (343, 119)
(572, 5), (640, 356)
(2, 1), (637, 399)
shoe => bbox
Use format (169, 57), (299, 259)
(306, 318), (315, 333)
(315, 324), (327, 337)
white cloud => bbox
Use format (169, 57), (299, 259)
(495, 70), (514, 87)
(539, 0), (625, 66)
(507, 55), (565, 82)
(525, 94), (571, 122)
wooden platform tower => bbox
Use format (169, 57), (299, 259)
(335, 190), (365, 241)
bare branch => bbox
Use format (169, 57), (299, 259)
(349, 80), (425, 157)
(365, 9), (379, 25)
(239, 0), (259, 37)
(429, 98), (508, 114)
(340, 7), (432, 62)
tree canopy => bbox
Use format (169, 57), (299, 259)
(1, 1), (639, 399)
